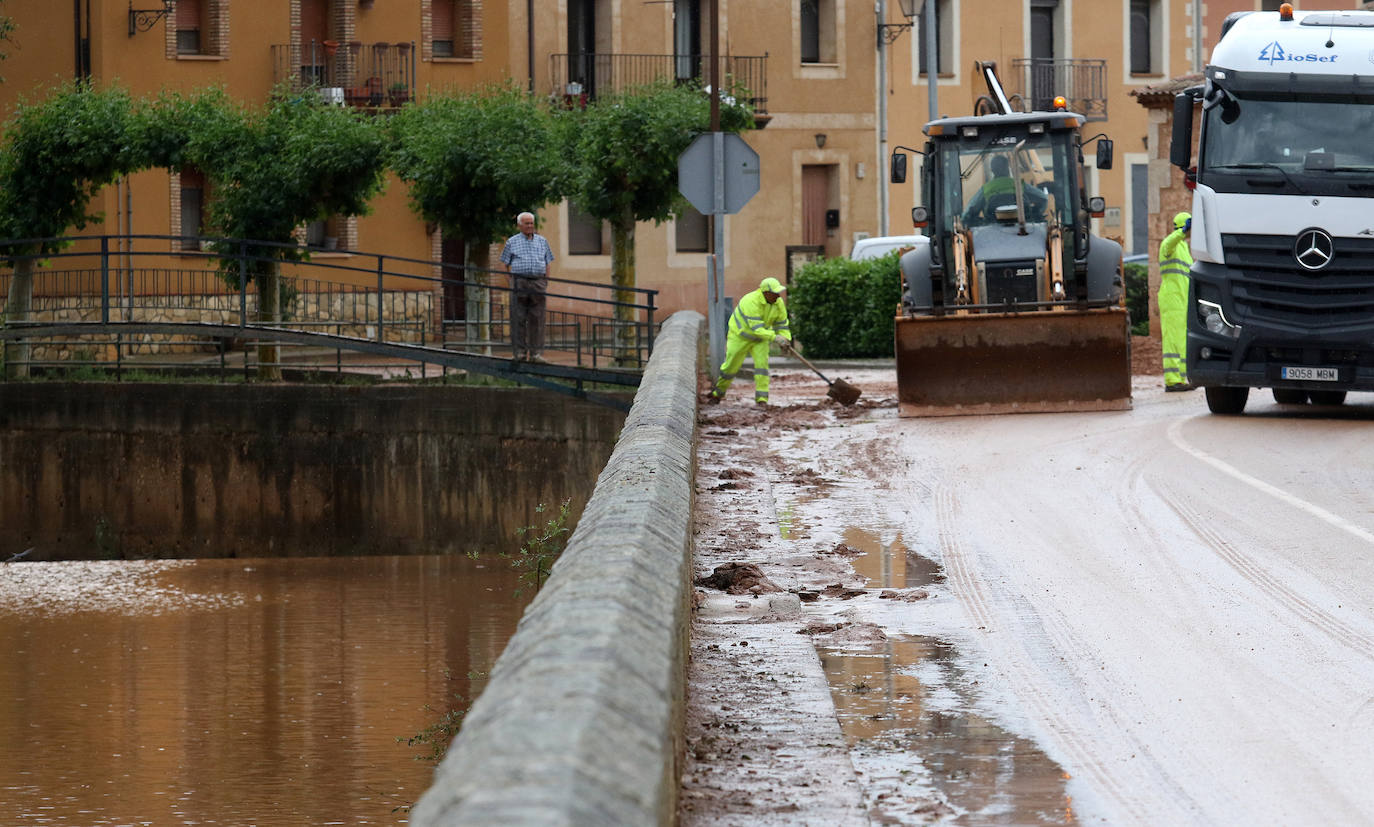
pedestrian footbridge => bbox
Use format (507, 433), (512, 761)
(0, 235), (656, 410)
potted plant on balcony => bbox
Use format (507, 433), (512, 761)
(388, 82), (410, 107)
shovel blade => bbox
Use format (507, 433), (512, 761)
(827, 378), (862, 406)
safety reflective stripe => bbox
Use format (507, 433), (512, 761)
(1162, 352), (1182, 360)
(754, 368), (769, 376)
(755, 393), (768, 401)
(1163, 366), (1183, 375)
(720, 370), (738, 379)
(1160, 258), (1190, 277)
(731, 305), (772, 341)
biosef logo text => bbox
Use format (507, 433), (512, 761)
(1258, 42), (1339, 64)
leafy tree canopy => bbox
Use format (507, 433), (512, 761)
(176, 88), (390, 261)
(558, 80), (753, 228)
(389, 83), (564, 248)
(0, 83), (144, 254)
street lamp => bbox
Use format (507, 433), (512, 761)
(878, 0), (919, 47)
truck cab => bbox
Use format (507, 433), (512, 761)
(1173, 7), (1374, 413)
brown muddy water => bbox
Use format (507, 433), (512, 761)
(0, 554), (526, 825)
(820, 529), (1074, 824)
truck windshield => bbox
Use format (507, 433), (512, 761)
(1201, 92), (1374, 196)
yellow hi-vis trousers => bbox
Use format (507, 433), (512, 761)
(712, 332), (773, 403)
(1158, 270), (1189, 387)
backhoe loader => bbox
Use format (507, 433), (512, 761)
(889, 62), (1131, 416)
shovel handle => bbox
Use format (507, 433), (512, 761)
(785, 344), (833, 385)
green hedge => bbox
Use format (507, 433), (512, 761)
(1124, 261), (1149, 336)
(787, 253), (903, 359)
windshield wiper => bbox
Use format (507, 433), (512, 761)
(1209, 163), (1308, 194)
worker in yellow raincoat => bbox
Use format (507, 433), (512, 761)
(707, 277), (792, 406)
(1158, 211), (1194, 392)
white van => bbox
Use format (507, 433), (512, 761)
(850, 235), (928, 261)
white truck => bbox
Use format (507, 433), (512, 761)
(1171, 6), (1374, 414)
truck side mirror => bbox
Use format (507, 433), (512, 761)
(891, 153), (908, 184)
(1095, 138), (1113, 171)
(1171, 92), (1194, 170)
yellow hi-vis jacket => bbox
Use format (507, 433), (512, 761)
(728, 288), (792, 345)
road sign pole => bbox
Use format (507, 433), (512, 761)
(710, 130), (727, 379)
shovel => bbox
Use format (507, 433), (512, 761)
(783, 343), (862, 406)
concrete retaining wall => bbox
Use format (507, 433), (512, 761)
(0, 383), (623, 559)
(411, 310), (703, 826)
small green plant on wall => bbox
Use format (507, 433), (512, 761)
(507, 499), (571, 594)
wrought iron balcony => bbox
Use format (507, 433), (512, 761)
(1010, 58), (1107, 122)
(271, 40), (416, 108)
(549, 53), (768, 116)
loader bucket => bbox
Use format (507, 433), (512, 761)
(895, 307), (1132, 417)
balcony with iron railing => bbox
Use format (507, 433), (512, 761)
(1010, 58), (1107, 122)
(271, 40), (416, 108)
(549, 53), (768, 118)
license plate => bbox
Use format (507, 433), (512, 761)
(1281, 366), (1339, 381)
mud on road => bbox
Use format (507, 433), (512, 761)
(681, 345), (1165, 825)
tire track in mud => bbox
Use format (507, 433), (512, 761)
(933, 484), (1158, 826)
(1151, 477), (1374, 662)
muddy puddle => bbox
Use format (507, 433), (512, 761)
(842, 527), (945, 590)
(819, 634), (1074, 824)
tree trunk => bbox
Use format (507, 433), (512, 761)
(610, 209), (637, 366)
(3, 257), (34, 379)
(466, 241), (492, 356)
(255, 262), (282, 381)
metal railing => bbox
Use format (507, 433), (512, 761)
(0, 235), (656, 403)
(271, 40), (417, 107)
(1010, 58), (1107, 122)
(549, 53), (768, 115)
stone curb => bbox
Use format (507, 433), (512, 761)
(411, 310), (704, 827)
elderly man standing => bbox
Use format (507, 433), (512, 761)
(500, 211), (555, 362)
(707, 277), (793, 406)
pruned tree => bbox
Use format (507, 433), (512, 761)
(557, 81), (752, 360)
(0, 83), (145, 377)
(167, 89), (390, 379)
(389, 83), (565, 342)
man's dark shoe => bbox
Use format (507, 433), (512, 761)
(1165, 383), (1195, 393)
(705, 392), (722, 405)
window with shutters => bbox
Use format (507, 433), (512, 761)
(426, 0), (480, 61)
(916, 0), (954, 77)
(178, 168), (207, 251)
(674, 205), (709, 254)
(1129, 0), (1162, 76)
(432, 0), (455, 57)
(171, 0), (227, 59)
(799, 0), (835, 64)
(177, 0), (203, 55)
(567, 202), (606, 256)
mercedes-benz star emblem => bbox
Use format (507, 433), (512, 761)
(1294, 228), (1335, 271)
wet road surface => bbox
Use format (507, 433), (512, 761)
(685, 369), (1374, 825)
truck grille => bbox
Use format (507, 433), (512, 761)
(1220, 233), (1374, 327)
(982, 260), (1039, 305)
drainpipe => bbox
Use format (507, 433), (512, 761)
(877, 0), (888, 236)
(1192, 0), (1203, 72)
(527, 0), (535, 93)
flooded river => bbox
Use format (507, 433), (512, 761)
(0, 554), (526, 825)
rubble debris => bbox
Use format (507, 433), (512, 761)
(695, 562), (782, 594)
